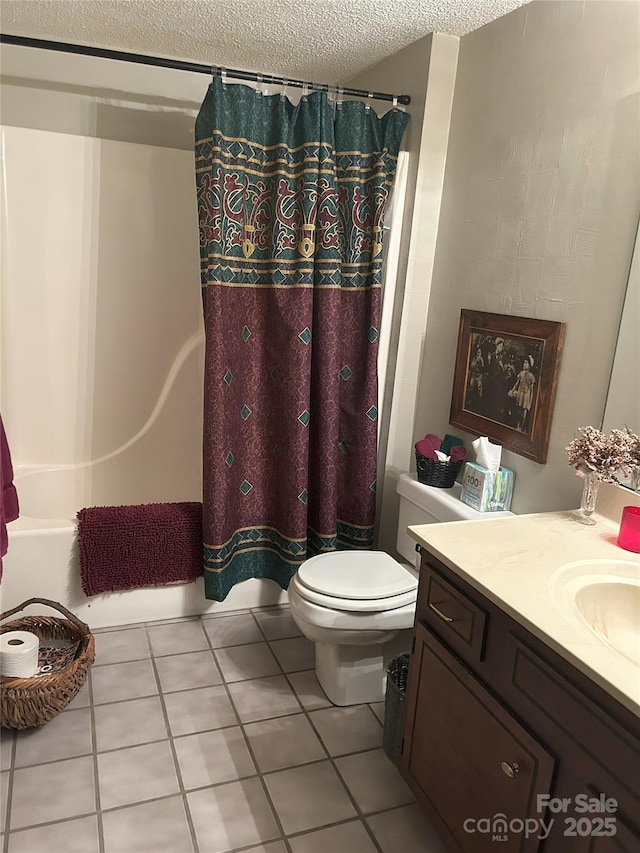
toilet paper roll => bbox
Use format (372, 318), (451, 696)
(0, 631), (40, 678)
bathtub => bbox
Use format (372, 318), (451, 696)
(2, 468), (286, 630)
(0, 129), (287, 628)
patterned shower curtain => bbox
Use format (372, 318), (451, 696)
(195, 76), (409, 601)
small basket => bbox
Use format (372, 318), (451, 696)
(383, 652), (410, 763)
(415, 452), (463, 489)
(1, 598), (95, 729)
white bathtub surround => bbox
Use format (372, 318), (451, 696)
(0, 128), (204, 494)
(0, 127), (222, 624)
(0, 127), (285, 625)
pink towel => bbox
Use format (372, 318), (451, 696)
(77, 502), (203, 596)
(415, 436), (439, 459)
(449, 445), (467, 463)
(1, 414), (20, 579)
(424, 433), (442, 451)
(415, 439), (437, 459)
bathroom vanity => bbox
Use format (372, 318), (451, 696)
(401, 499), (640, 853)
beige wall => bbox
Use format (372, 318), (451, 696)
(414, 0), (640, 514)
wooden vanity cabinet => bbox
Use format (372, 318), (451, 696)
(399, 550), (640, 853)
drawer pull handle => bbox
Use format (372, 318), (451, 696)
(501, 761), (520, 778)
(429, 602), (454, 623)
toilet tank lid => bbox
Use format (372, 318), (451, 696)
(297, 551), (418, 600)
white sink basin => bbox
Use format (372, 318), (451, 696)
(551, 560), (640, 664)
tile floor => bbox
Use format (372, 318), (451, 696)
(1, 606), (448, 853)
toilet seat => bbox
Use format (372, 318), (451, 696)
(293, 550), (418, 613)
(289, 579), (417, 633)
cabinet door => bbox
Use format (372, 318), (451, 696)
(402, 622), (556, 853)
(587, 829), (639, 853)
(568, 790), (640, 853)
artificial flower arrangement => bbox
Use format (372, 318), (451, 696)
(627, 428), (640, 469)
(565, 425), (640, 483)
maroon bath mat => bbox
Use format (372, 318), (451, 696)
(77, 502), (203, 596)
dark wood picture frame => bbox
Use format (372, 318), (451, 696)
(450, 310), (565, 464)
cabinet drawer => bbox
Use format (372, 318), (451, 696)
(419, 561), (488, 661)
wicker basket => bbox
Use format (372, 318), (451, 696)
(415, 452), (463, 489)
(1, 598), (95, 729)
(383, 652), (410, 763)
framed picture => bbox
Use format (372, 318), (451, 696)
(450, 310), (565, 464)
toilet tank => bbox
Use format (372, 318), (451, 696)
(395, 473), (514, 565)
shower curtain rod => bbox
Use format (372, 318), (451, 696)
(0, 33), (412, 106)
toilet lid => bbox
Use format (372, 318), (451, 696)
(297, 551), (418, 600)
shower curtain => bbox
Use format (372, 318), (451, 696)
(195, 76), (409, 601)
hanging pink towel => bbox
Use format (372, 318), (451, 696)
(1, 414), (20, 579)
(77, 502), (203, 596)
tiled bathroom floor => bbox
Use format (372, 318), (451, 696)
(0, 606), (448, 853)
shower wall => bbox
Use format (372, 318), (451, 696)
(0, 125), (204, 511)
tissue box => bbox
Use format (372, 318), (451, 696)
(460, 462), (515, 512)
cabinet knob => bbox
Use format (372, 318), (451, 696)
(500, 761), (520, 778)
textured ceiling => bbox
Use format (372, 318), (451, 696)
(0, 0), (531, 83)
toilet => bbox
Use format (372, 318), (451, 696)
(288, 473), (514, 705)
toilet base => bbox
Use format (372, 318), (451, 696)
(315, 641), (386, 705)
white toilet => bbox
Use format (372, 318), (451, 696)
(288, 473), (514, 705)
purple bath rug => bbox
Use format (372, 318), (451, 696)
(77, 502), (203, 596)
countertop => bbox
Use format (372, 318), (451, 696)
(408, 488), (640, 718)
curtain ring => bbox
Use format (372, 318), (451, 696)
(327, 85), (337, 117)
(365, 91), (374, 111)
(392, 95), (398, 109)
(211, 65), (220, 82)
(256, 73), (263, 97)
(337, 87), (344, 110)
(281, 79), (288, 101)
(220, 67), (228, 86)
